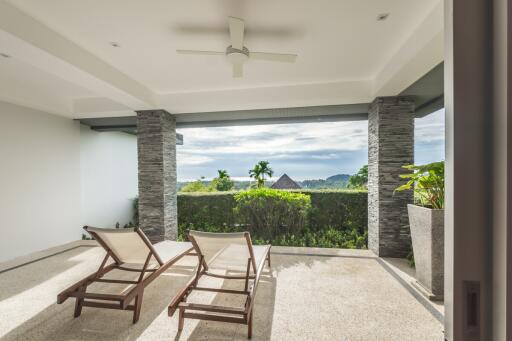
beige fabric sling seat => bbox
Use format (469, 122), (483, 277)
(168, 230), (271, 339)
(57, 226), (193, 323)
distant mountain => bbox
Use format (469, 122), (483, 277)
(326, 174), (351, 182)
(177, 173), (351, 191)
(298, 174), (350, 189)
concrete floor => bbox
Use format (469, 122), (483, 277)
(0, 245), (443, 341)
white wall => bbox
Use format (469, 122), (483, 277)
(0, 102), (81, 262)
(80, 125), (138, 228)
(0, 101), (139, 263)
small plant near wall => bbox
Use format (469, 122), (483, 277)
(395, 160), (445, 300)
(395, 161), (445, 209)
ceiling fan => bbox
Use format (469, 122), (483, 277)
(176, 17), (297, 78)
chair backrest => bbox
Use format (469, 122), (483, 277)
(188, 230), (255, 273)
(85, 226), (161, 265)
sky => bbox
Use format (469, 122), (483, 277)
(176, 108), (445, 182)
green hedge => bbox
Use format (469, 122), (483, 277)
(177, 192), (238, 229)
(178, 189), (368, 234)
(234, 188), (311, 240)
(303, 190), (368, 234)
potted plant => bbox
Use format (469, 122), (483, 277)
(396, 161), (444, 301)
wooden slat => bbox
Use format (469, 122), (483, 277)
(81, 301), (123, 310)
(193, 287), (249, 295)
(94, 278), (138, 285)
(179, 302), (245, 315)
(116, 266), (156, 273)
(81, 301), (136, 311)
(204, 272), (255, 280)
(69, 292), (124, 302)
(183, 312), (247, 324)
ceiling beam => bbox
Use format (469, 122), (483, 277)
(373, 0), (444, 97)
(79, 103), (370, 130)
(0, 1), (156, 111)
(156, 80), (373, 114)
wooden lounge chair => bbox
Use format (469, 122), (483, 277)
(168, 230), (271, 339)
(57, 226), (194, 323)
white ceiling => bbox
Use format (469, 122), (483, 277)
(0, 0), (443, 117)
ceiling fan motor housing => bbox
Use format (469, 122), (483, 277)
(226, 45), (249, 64)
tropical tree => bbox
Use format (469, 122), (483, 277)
(348, 165), (368, 189)
(249, 161), (274, 188)
(217, 169), (229, 179)
(180, 179), (208, 192)
(213, 169), (234, 191)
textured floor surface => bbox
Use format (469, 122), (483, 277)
(0, 246), (443, 341)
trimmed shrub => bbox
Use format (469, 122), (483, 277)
(144, 189), (368, 248)
(177, 189), (368, 234)
(301, 190), (368, 234)
(234, 188), (311, 240)
(261, 227), (368, 249)
(177, 192), (238, 230)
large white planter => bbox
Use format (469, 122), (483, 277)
(407, 204), (444, 301)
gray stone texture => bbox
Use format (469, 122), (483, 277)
(408, 204), (444, 299)
(136, 110), (178, 243)
(368, 96), (414, 257)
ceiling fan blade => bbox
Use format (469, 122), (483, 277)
(176, 49), (225, 56)
(228, 17), (245, 50)
(250, 52), (297, 63)
(233, 63), (243, 78)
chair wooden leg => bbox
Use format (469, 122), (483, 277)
(247, 312), (253, 339)
(74, 285), (86, 318)
(133, 290), (144, 323)
(267, 253), (271, 267)
(178, 307), (185, 331)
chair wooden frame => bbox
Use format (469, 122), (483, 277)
(168, 231), (271, 339)
(57, 226), (194, 323)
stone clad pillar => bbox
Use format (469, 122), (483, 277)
(368, 96), (414, 257)
(136, 110), (177, 243)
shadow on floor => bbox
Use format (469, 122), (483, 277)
(175, 268), (277, 341)
(1, 261), (196, 340)
(0, 247), (94, 301)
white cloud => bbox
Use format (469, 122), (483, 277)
(177, 153), (214, 166)
(177, 120), (368, 158)
(415, 109), (445, 143)
(176, 110), (445, 181)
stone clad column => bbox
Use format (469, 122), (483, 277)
(136, 110), (177, 243)
(368, 96), (414, 257)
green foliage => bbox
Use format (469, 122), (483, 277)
(177, 189), (368, 237)
(217, 169), (229, 179)
(178, 192), (238, 230)
(180, 177), (215, 192)
(259, 227), (368, 249)
(234, 188), (311, 240)
(137, 189), (368, 249)
(212, 170), (235, 191)
(406, 249), (415, 268)
(249, 161), (274, 188)
(300, 174), (350, 189)
(303, 189), (368, 234)
(133, 197), (139, 225)
(348, 165), (368, 189)
(395, 161), (445, 209)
